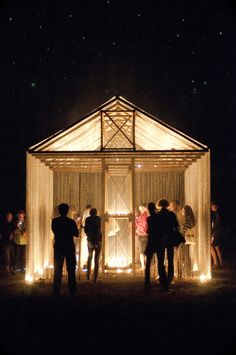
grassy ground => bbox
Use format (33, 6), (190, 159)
(0, 246), (236, 355)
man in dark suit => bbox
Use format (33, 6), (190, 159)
(51, 203), (79, 296)
(156, 198), (179, 290)
(84, 208), (102, 284)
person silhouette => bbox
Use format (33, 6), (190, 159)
(51, 203), (79, 296)
(144, 202), (158, 287)
(156, 198), (179, 290)
(84, 208), (102, 284)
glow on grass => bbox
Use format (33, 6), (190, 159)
(25, 275), (33, 283)
(199, 273), (212, 283)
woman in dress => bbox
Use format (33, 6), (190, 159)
(135, 204), (148, 270)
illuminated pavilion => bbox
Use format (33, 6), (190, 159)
(26, 96), (211, 281)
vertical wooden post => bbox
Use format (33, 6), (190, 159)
(101, 157), (106, 272)
(132, 110), (136, 151)
(131, 157), (136, 274)
(101, 110), (103, 151)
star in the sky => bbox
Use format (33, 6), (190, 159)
(31, 82), (36, 88)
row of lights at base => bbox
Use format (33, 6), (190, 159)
(25, 268), (211, 283)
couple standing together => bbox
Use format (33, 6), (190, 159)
(51, 203), (101, 296)
(144, 199), (179, 291)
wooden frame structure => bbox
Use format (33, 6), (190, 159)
(26, 96), (211, 281)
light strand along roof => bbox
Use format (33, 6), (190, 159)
(29, 96), (208, 152)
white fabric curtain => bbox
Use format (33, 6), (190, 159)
(135, 171), (185, 206)
(184, 152), (211, 278)
(26, 154), (53, 280)
(53, 172), (103, 216)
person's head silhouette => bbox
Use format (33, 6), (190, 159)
(58, 203), (69, 217)
(90, 208), (97, 216)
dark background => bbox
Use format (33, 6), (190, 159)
(0, 0), (236, 219)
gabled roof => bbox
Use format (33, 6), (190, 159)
(29, 96), (207, 152)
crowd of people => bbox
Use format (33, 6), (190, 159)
(0, 199), (224, 296)
(0, 210), (27, 275)
(51, 198), (224, 296)
(135, 199), (197, 290)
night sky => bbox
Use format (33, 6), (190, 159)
(0, 0), (236, 215)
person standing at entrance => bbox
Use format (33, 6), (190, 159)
(84, 208), (102, 284)
(81, 204), (92, 269)
(135, 204), (148, 271)
(210, 201), (223, 268)
(51, 203), (79, 296)
(169, 200), (183, 279)
(156, 199), (179, 290)
(144, 202), (159, 287)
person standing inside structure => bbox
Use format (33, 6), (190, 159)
(51, 203), (79, 296)
(169, 200), (183, 278)
(135, 204), (148, 271)
(84, 208), (102, 284)
(169, 200), (183, 226)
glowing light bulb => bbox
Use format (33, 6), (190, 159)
(25, 275), (33, 283)
(200, 274), (207, 282)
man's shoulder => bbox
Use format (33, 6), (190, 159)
(52, 216), (61, 223)
(52, 216), (75, 223)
